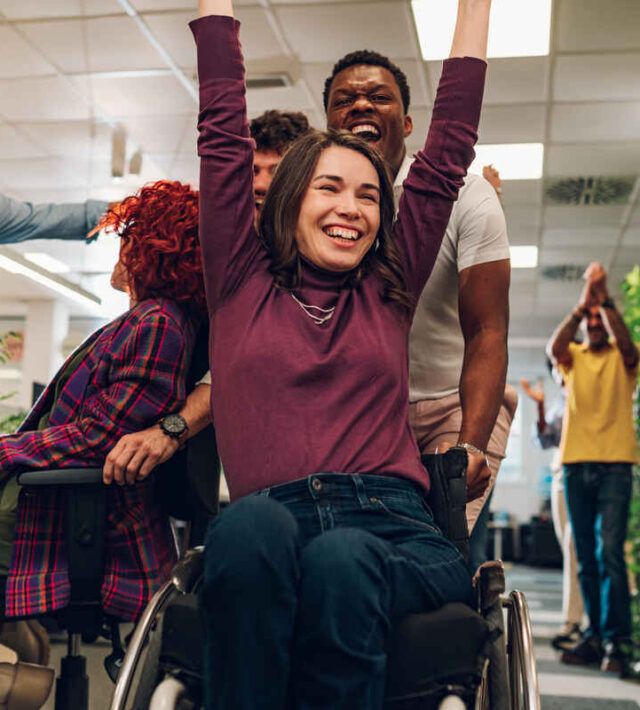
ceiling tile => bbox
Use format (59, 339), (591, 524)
(502, 180), (543, 207)
(0, 125), (48, 160)
(0, 76), (91, 121)
(142, 11), (198, 69)
(0, 157), (85, 189)
(427, 56), (548, 105)
(544, 205), (626, 229)
(276, 1), (416, 63)
(19, 120), (112, 158)
(18, 16), (166, 74)
(614, 247), (640, 269)
(0, 27), (55, 78)
(557, 0), (640, 53)
(547, 143), (640, 177)
(246, 84), (315, 117)
(553, 54), (640, 103)
(0, 1), (117, 20)
(479, 104), (545, 144)
(234, 6), (288, 61)
(122, 115), (195, 155)
(76, 73), (195, 118)
(551, 102), (640, 143)
(542, 227), (620, 248)
(622, 228), (640, 245)
(540, 246), (614, 267)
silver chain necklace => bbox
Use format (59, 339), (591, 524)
(290, 292), (336, 326)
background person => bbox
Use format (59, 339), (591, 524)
(0, 180), (205, 626)
(521, 371), (584, 650)
(548, 262), (638, 673)
(193, 0), (491, 706)
(323, 50), (515, 555)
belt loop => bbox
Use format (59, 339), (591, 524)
(353, 475), (369, 508)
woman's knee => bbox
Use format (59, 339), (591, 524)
(203, 496), (299, 586)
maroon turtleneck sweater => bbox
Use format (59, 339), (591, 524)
(191, 16), (486, 501)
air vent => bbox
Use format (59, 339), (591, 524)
(545, 176), (635, 206)
(246, 74), (292, 90)
(541, 265), (587, 282)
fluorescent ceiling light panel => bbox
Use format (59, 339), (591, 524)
(469, 143), (544, 181)
(510, 246), (538, 269)
(24, 252), (71, 274)
(0, 250), (101, 310)
(411, 0), (552, 60)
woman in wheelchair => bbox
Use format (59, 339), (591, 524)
(0, 180), (205, 623)
(193, 0), (491, 707)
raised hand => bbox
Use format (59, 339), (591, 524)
(520, 379), (544, 404)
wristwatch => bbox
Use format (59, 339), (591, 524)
(159, 414), (189, 443)
(601, 297), (616, 310)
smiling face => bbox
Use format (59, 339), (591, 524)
(584, 307), (609, 349)
(326, 64), (413, 178)
(294, 145), (381, 273)
(253, 149), (281, 220)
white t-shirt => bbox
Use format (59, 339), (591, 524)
(394, 157), (510, 401)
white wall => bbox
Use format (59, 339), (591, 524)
(491, 344), (561, 523)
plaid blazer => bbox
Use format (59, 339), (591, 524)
(0, 298), (198, 621)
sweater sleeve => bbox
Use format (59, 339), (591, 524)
(0, 193), (108, 244)
(394, 57), (486, 301)
(0, 312), (187, 478)
(190, 16), (261, 311)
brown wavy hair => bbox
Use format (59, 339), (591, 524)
(258, 129), (412, 313)
(97, 180), (206, 316)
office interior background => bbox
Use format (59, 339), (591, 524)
(0, 0), (639, 705)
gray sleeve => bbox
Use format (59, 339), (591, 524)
(0, 193), (109, 244)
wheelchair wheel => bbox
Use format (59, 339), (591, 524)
(504, 591), (540, 710)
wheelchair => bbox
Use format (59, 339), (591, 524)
(107, 449), (540, 710)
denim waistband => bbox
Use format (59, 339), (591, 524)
(253, 473), (425, 506)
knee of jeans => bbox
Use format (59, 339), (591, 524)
(300, 528), (385, 597)
(203, 497), (298, 583)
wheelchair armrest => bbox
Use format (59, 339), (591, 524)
(475, 560), (505, 613)
(17, 467), (103, 486)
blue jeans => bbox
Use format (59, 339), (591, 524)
(200, 473), (473, 709)
(563, 462), (632, 641)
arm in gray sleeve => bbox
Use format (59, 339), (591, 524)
(0, 192), (109, 244)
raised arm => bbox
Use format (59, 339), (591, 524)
(449, 0), (491, 60)
(394, 0), (491, 298)
(198, 0), (233, 17)
(191, 0), (261, 311)
(0, 192), (108, 244)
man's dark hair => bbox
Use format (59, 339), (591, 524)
(322, 50), (411, 113)
(250, 110), (311, 155)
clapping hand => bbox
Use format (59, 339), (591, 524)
(520, 379), (544, 404)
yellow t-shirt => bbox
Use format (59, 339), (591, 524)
(559, 341), (639, 464)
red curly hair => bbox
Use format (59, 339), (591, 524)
(98, 180), (205, 316)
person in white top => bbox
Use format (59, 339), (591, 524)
(323, 50), (516, 554)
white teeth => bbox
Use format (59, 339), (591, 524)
(324, 227), (360, 241)
(351, 124), (380, 138)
